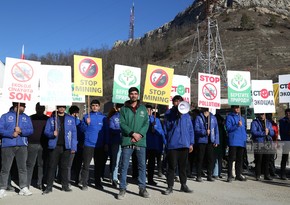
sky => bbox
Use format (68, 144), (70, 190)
(0, 0), (194, 63)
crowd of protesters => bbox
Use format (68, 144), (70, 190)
(0, 88), (289, 199)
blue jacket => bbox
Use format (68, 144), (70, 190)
(195, 113), (219, 144)
(80, 111), (108, 148)
(146, 115), (166, 152)
(164, 107), (194, 150)
(251, 118), (274, 143)
(279, 117), (290, 141)
(108, 112), (121, 145)
(0, 110), (33, 148)
(225, 113), (247, 147)
(44, 114), (77, 151)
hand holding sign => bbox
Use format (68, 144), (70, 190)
(86, 117), (91, 125)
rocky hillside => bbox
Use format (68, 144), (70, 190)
(115, 0), (290, 83)
(112, 0), (290, 115)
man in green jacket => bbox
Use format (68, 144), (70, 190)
(117, 87), (150, 200)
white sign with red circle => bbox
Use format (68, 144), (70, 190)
(279, 74), (290, 103)
(79, 58), (98, 78)
(150, 69), (169, 88)
(251, 80), (275, 114)
(2, 57), (40, 104)
(198, 73), (221, 109)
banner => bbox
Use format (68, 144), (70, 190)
(72, 83), (85, 103)
(143, 64), (174, 105)
(2, 57), (40, 104)
(39, 65), (72, 106)
(198, 73), (221, 109)
(227, 70), (251, 106)
(279, 74), (290, 103)
(169, 74), (191, 108)
(73, 55), (103, 96)
(112, 64), (141, 103)
(251, 80), (275, 113)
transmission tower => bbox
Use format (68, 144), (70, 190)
(129, 2), (135, 40)
(187, 0), (227, 86)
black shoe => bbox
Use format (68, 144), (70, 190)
(6, 185), (15, 192)
(280, 175), (287, 180)
(163, 187), (173, 195)
(227, 177), (233, 183)
(61, 186), (72, 192)
(256, 176), (262, 181)
(148, 180), (157, 186)
(36, 184), (42, 190)
(112, 180), (118, 188)
(139, 188), (150, 198)
(196, 177), (202, 182)
(117, 189), (126, 200)
(180, 184), (193, 193)
(187, 174), (195, 178)
(82, 186), (88, 191)
(42, 187), (52, 195)
(236, 175), (247, 181)
(95, 184), (104, 190)
(207, 177), (215, 182)
(264, 175), (273, 180)
(219, 175), (223, 179)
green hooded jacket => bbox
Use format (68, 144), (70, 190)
(120, 100), (149, 147)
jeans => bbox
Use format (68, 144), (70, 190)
(119, 146), (146, 190)
(26, 144), (44, 187)
(46, 146), (71, 188)
(81, 146), (105, 187)
(197, 143), (214, 178)
(146, 149), (159, 181)
(0, 146), (28, 189)
(213, 152), (223, 177)
(68, 153), (75, 184)
(110, 144), (121, 181)
(166, 148), (188, 187)
(228, 146), (244, 178)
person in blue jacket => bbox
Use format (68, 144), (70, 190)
(225, 105), (247, 182)
(42, 105), (77, 194)
(80, 99), (108, 191)
(163, 95), (194, 195)
(0, 102), (33, 198)
(107, 103), (123, 187)
(251, 113), (274, 181)
(145, 104), (166, 186)
(195, 107), (219, 182)
(279, 108), (290, 180)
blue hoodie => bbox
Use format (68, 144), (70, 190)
(108, 112), (121, 145)
(225, 112), (247, 147)
(146, 115), (166, 152)
(80, 111), (108, 148)
(279, 117), (290, 141)
(194, 113), (219, 144)
(164, 107), (194, 150)
(251, 118), (274, 143)
(0, 110), (33, 148)
(44, 114), (78, 151)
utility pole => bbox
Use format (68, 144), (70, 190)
(129, 2), (135, 40)
(187, 0), (227, 96)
